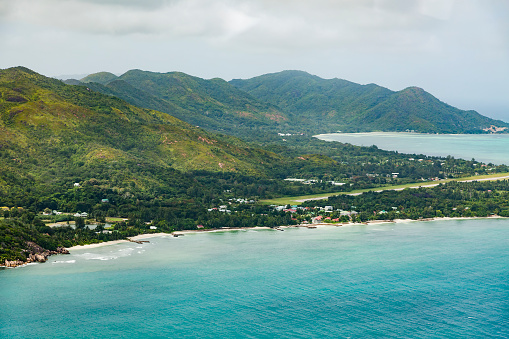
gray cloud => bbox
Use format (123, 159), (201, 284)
(3, 0), (499, 61)
(0, 0), (465, 42)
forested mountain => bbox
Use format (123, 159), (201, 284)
(5, 66), (501, 208)
(80, 71), (119, 84)
(0, 67), (298, 205)
(230, 70), (508, 134)
(2, 67), (287, 173)
(70, 69), (289, 140)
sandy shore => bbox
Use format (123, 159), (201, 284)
(174, 227), (272, 235)
(66, 233), (171, 250)
(65, 229), (274, 251)
(65, 216), (504, 251)
(66, 240), (129, 251)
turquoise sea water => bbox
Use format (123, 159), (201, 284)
(315, 132), (509, 165)
(2, 219), (509, 338)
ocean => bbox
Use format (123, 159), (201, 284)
(315, 132), (509, 165)
(2, 219), (509, 338)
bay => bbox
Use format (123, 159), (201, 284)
(315, 132), (509, 165)
(2, 219), (509, 338)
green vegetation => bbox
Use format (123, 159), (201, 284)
(80, 72), (118, 84)
(301, 180), (509, 221)
(1, 66), (508, 265)
(74, 70), (289, 141)
(72, 69), (509, 140)
(230, 70), (508, 134)
(261, 172), (509, 206)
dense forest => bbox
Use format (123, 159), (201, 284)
(70, 69), (509, 138)
(230, 70), (509, 134)
(302, 180), (509, 221)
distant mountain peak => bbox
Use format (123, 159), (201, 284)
(231, 71), (508, 133)
(81, 71), (118, 84)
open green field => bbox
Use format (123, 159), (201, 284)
(106, 217), (127, 222)
(261, 172), (509, 206)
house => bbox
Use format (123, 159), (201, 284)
(150, 226), (157, 230)
(73, 183), (80, 187)
(197, 225), (204, 229)
(328, 181), (346, 186)
(101, 199), (109, 203)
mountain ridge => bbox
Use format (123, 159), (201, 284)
(69, 68), (508, 136)
(230, 70), (508, 134)
(0, 66), (284, 178)
(70, 69), (289, 140)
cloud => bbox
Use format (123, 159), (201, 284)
(0, 0), (257, 37)
(1, 0), (507, 60)
(0, 1), (450, 41)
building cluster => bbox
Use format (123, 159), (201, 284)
(284, 178), (346, 186)
(271, 204), (359, 224)
(207, 198), (255, 213)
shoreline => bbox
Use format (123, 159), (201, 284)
(66, 215), (506, 251)
(2, 216), (505, 268)
(61, 215), (507, 251)
(65, 233), (171, 251)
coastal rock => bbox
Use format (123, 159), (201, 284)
(4, 260), (25, 267)
(35, 254), (47, 262)
(1, 244), (71, 268)
(54, 247), (70, 255)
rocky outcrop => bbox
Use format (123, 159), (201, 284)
(1, 244), (70, 268)
(3, 259), (26, 268)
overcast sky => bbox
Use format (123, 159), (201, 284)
(1, 0), (508, 120)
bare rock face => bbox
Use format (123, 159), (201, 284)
(4, 260), (25, 267)
(1, 243), (71, 268)
(35, 254), (48, 262)
(26, 241), (45, 253)
(54, 247), (70, 255)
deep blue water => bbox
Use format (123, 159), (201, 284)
(2, 219), (509, 338)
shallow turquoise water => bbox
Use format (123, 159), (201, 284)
(315, 132), (509, 165)
(2, 219), (509, 338)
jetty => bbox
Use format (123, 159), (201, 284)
(128, 239), (150, 244)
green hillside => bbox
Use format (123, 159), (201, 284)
(1, 67), (283, 172)
(76, 70), (289, 140)
(0, 67), (293, 201)
(81, 71), (118, 84)
(230, 70), (508, 134)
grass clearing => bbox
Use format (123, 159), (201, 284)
(261, 172), (509, 206)
(106, 217), (127, 222)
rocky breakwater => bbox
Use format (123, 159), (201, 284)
(3, 242), (70, 268)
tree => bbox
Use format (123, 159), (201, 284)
(75, 217), (85, 230)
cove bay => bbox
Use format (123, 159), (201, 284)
(315, 133), (509, 165)
(2, 219), (509, 338)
